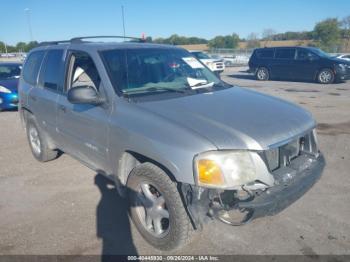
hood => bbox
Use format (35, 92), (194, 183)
(200, 58), (222, 63)
(137, 87), (315, 150)
(329, 57), (350, 65)
(0, 78), (19, 92)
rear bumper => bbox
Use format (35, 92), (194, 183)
(238, 154), (325, 220)
(0, 92), (19, 110)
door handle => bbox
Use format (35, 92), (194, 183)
(59, 105), (67, 113)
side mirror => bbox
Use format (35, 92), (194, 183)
(67, 86), (104, 105)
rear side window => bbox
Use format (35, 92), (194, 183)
(275, 49), (296, 59)
(23, 51), (45, 85)
(255, 49), (274, 59)
(40, 49), (65, 92)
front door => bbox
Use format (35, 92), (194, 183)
(293, 49), (320, 81)
(56, 51), (111, 173)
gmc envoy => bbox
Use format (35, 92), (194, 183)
(18, 36), (325, 251)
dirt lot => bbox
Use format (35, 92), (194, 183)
(0, 67), (349, 256)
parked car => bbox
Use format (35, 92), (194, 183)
(335, 54), (350, 61)
(19, 37), (325, 251)
(249, 47), (350, 84)
(0, 62), (22, 111)
(190, 51), (225, 75)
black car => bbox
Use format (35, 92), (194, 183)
(248, 47), (350, 84)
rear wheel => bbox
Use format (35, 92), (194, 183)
(127, 163), (193, 251)
(26, 115), (58, 162)
(255, 67), (269, 81)
(317, 68), (334, 84)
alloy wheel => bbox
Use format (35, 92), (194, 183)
(29, 126), (41, 155)
(134, 182), (170, 238)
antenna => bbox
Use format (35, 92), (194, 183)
(24, 8), (34, 42)
(121, 5), (126, 40)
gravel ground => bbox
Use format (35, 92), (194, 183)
(0, 67), (349, 256)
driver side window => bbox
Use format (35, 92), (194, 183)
(66, 51), (101, 92)
(297, 49), (318, 61)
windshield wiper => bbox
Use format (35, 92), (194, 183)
(123, 86), (187, 96)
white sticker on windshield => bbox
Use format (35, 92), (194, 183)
(182, 57), (204, 69)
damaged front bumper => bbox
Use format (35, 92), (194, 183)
(182, 153), (325, 228)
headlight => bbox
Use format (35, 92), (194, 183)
(194, 151), (258, 189)
(0, 85), (11, 94)
(337, 64), (347, 70)
(206, 62), (214, 67)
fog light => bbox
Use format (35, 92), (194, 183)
(0, 98), (3, 104)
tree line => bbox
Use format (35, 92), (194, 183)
(0, 41), (39, 53)
(1, 15), (349, 53)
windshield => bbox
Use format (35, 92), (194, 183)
(0, 64), (22, 80)
(101, 48), (221, 95)
(310, 48), (331, 58)
(192, 52), (211, 59)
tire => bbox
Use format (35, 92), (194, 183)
(255, 67), (270, 81)
(26, 114), (58, 162)
(127, 163), (193, 251)
(317, 68), (335, 84)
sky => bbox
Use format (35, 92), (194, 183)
(1, 0), (350, 45)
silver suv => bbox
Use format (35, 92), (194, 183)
(18, 36), (325, 251)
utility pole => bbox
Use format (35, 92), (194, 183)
(121, 5), (126, 40)
(4, 42), (8, 57)
(24, 8), (34, 42)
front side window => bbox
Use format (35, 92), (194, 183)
(23, 51), (45, 85)
(297, 49), (318, 60)
(275, 49), (296, 59)
(101, 48), (221, 95)
(40, 49), (65, 92)
(67, 51), (101, 92)
(0, 64), (22, 80)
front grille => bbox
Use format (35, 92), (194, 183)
(261, 130), (318, 172)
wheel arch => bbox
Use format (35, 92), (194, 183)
(116, 150), (178, 189)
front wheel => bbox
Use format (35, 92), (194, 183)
(317, 68), (334, 84)
(127, 163), (193, 251)
(255, 67), (269, 81)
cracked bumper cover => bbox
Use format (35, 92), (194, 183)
(183, 153), (325, 227)
(238, 153), (325, 220)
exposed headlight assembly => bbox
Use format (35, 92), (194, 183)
(194, 150), (272, 189)
(0, 85), (11, 94)
(337, 63), (347, 70)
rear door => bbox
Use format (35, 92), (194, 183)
(20, 50), (45, 112)
(270, 48), (296, 79)
(56, 50), (111, 172)
(28, 49), (66, 140)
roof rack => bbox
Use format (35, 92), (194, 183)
(38, 35), (145, 46)
(71, 35), (144, 43)
(38, 40), (71, 46)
